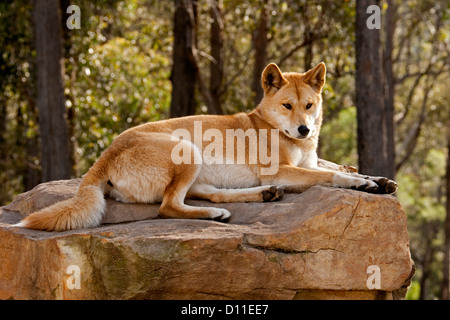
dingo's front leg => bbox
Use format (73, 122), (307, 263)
(317, 158), (358, 173)
(187, 184), (284, 203)
(263, 165), (392, 194)
(316, 159), (397, 194)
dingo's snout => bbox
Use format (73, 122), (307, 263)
(297, 125), (310, 138)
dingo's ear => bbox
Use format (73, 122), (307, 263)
(261, 63), (288, 95)
(303, 62), (326, 93)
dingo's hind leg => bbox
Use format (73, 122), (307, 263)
(158, 141), (231, 222)
(159, 169), (231, 221)
(187, 184), (284, 203)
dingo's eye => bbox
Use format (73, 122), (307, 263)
(306, 103), (313, 110)
(282, 103), (292, 110)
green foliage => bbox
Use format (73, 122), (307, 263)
(0, 0), (36, 204)
(65, 0), (173, 173)
(405, 280), (421, 300)
(320, 106), (358, 167)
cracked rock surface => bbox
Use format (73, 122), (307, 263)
(0, 179), (414, 300)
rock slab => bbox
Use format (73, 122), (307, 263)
(0, 179), (414, 300)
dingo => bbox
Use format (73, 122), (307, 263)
(16, 62), (397, 231)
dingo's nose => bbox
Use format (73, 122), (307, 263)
(298, 125), (310, 137)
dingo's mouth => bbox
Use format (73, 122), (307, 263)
(284, 129), (309, 140)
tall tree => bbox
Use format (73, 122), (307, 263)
(170, 0), (198, 118)
(355, 0), (389, 176)
(170, 0), (224, 116)
(251, 1), (270, 106)
(33, 0), (71, 182)
(187, 0), (224, 115)
(209, 0), (224, 114)
(442, 116), (450, 300)
(382, 0), (397, 179)
(60, 0), (77, 176)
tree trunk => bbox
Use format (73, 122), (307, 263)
(0, 100), (6, 150)
(60, 0), (76, 176)
(419, 222), (439, 299)
(419, 239), (434, 300)
(251, 1), (270, 106)
(170, 0), (198, 118)
(355, 0), (388, 176)
(209, 0), (224, 115)
(34, 0), (71, 182)
(383, 0), (396, 180)
(442, 116), (450, 300)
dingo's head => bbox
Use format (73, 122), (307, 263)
(256, 62), (326, 141)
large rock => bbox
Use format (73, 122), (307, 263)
(0, 179), (414, 300)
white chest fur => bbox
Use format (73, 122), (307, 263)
(289, 147), (318, 169)
(289, 148), (304, 166)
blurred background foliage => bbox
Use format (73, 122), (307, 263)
(0, 0), (449, 299)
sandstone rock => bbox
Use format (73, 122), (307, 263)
(0, 179), (414, 300)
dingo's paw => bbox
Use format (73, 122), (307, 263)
(209, 208), (231, 222)
(343, 165), (358, 173)
(367, 176), (398, 194)
(333, 173), (377, 192)
(349, 179), (379, 193)
(340, 173), (398, 194)
(262, 186), (285, 202)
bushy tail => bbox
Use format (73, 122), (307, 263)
(16, 170), (107, 232)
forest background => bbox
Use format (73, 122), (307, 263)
(0, 0), (449, 299)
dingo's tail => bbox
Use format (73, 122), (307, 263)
(15, 166), (107, 232)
